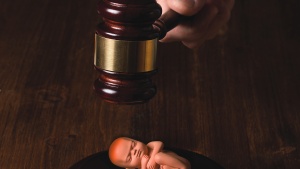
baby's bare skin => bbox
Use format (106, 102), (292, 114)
(109, 137), (190, 169)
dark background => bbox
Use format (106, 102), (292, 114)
(0, 0), (300, 168)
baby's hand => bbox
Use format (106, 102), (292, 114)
(147, 157), (158, 169)
(141, 155), (150, 169)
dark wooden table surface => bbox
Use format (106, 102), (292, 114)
(1, 0), (300, 168)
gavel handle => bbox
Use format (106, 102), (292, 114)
(154, 10), (187, 39)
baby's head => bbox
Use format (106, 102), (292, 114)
(109, 137), (148, 168)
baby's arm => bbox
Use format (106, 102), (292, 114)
(146, 141), (164, 169)
(140, 155), (150, 169)
(154, 152), (190, 169)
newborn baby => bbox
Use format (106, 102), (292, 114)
(109, 137), (190, 169)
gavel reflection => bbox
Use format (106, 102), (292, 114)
(94, 0), (184, 104)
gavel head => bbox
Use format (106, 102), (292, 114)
(93, 0), (162, 104)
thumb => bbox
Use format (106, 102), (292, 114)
(166, 0), (207, 16)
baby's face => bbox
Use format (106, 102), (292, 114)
(110, 137), (148, 168)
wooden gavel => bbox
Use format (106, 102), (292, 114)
(94, 0), (184, 104)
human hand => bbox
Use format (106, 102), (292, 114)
(156, 0), (235, 49)
(147, 157), (158, 169)
(141, 155), (150, 169)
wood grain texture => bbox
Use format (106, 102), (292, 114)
(0, 0), (300, 169)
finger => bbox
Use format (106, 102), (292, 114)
(166, 0), (207, 16)
(161, 3), (218, 42)
(205, 0), (232, 39)
(156, 0), (170, 13)
(182, 38), (206, 49)
(175, 4), (219, 49)
(225, 0), (235, 10)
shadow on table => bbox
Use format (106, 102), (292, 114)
(69, 148), (224, 169)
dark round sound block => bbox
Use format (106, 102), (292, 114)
(69, 148), (224, 169)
